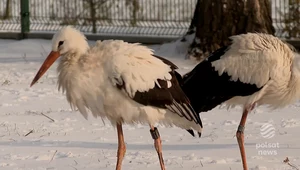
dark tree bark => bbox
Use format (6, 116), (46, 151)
(186, 0), (275, 61)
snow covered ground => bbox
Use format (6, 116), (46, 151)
(0, 38), (300, 170)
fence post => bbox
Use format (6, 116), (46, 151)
(20, 0), (30, 39)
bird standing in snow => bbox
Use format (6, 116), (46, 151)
(182, 33), (300, 170)
(30, 26), (202, 170)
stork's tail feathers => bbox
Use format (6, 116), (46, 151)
(186, 129), (202, 138)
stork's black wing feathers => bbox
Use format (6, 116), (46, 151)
(152, 55), (178, 70)
(132, 70), (202, 127)
(114, 55), (202, 137)
(182, 46), (262, 113)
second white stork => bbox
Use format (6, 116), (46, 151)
(30, 26), (202, 170)
(182, 33), (300, 170)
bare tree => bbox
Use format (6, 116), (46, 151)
(185, 0), (275, 61)
(81, 0), (112, 33)
(3, 0), (11, 19)
(88, 0), (97, 33)
(126, 0), (140, 26)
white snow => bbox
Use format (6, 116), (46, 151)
(0, 38), (300, 170)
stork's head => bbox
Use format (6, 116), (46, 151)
(51, 26), (89, 55)
(30, 26), (89, 87)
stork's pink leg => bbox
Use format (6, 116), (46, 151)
(150, 126), (166, 170)
(236, 103), (256, 170)
(116, 123), (126, 170)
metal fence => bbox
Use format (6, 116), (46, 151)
(1, 0), (196, 37)
(0, 0), (299, 39)
(272, 0), (300, 39)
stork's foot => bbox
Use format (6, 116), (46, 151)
(236, 103), (256, 170)
(116, 145), (126, 170)
(236, 125), (248, 170)
(150, 127), (166, 170)
(116, 123), (126, 170)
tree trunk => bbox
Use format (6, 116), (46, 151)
(187, 0), (275, 61)
(185, 0), (201, 35)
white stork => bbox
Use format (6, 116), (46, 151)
(30, 26), (202, 170)
(181, 33), (300, 170)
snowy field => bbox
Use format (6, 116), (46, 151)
(0, 38), (300, 170)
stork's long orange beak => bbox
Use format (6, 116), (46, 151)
(30, 51), (60, 87)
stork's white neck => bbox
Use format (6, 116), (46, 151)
(292, 53), (300, 77)
(61, 52), (83, 64)
(285, 52), (300, 106)
(56, 51), (86, 94)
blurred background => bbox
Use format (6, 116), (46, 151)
(0, 0), (298, 38)
(0, 0), (299, 60)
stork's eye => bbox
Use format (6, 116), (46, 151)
(58, 41), (64, 47)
